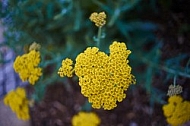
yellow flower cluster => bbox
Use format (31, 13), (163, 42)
(89, 12), (106, 27)
(58, 41), (135, 110)
(58, 58), (74, 77)
(162, 95), (190, 126)
(13, 50), (42, 85)
(72, 112), (101, 126)
(75, 41), (135, 110)
(3, 87), (30, 120)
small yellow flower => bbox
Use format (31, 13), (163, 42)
(3, 87), (30, 121)
(72, 112), (101, 126)
(89, 12), (106, 27)
(162, 95), (190, 126)
(58, 58), (74, 77)
(13, 50), (42, 85)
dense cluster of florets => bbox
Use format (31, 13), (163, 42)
(4, 87), (30, 120)
(72, 112), (100, 126)
(167, 84), (183, 96)
(58, 41), (135, 110)
(58, 58), (74, 77)
(162, 95), (190, 126)
(13, 50), (42, 85)
(89, 12), (106, 27)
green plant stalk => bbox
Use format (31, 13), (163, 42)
(173, 75), (177, 87)
(81, 100), (92, 112)
(108, 8), (120, 26)
(96, 27), (102, 47)
(142, 57), (190, 79)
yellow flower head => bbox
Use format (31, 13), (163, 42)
(89, 12), (106, 27)
(3, 87), (30, 121)
(58, 58), (74, 77)
(72, 112), (101, 126)
(13, 50), (42, 85)
(162, 95), (190, 126)
(74, 41), (135, 110)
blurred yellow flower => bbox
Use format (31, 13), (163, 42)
(89, 12), (106, 27)
(58, 41), (135, 110)
(72, 112), (100, 126)
(13, 50), (42, 85)
(162, 95), (190, 126)
(3, 87), (30, 121)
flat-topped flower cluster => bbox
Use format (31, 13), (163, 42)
(13, 43), (42, 85)
(58, 41), (136, 110)
(89, 12), (106, 27)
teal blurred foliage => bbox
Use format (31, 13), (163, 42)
(0, 0), (189, 106)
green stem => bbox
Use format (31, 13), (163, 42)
(108, 8), (120, 26)
(142, 57), (190, 79)
(173, 75), (177, 87)
(96, 27), (102, 47)
(81, 100), (92, 111)
(161, 65), (190, 78)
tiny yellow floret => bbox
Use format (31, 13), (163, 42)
(89, 12), (106, 27)
(162, 95), (190, 126)
(72, 112), (101, 126)
(13, 50), (42, 85)
(3, 87), (30, 121)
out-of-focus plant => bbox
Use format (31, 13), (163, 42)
(162, 95), (190, 126)
(3, 87), (30, 120)
(72, 111), (101, 126)
(13, 44), (42, 85)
